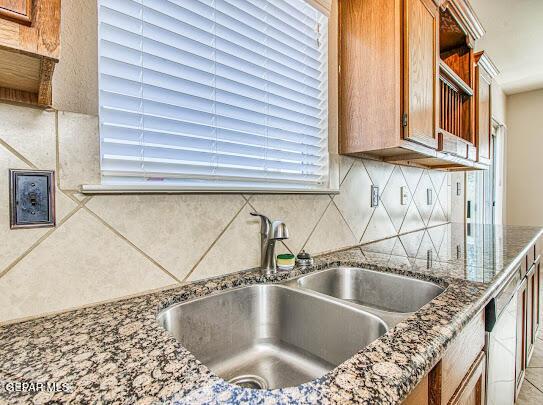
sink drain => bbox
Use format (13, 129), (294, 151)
(228, 374), (268, 390)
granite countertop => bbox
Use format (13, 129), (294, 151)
(1, 223), (541, 405)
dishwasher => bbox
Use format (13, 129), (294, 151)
(485, 268), (521, 405)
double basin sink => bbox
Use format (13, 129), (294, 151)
(157, 267), (444, 390)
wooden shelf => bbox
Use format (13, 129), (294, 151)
(0, 0), (60, 107)
(0, 48), (56, 107)
(439, 60), (473, 96)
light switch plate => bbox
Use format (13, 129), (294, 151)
(10, 169), (55, 229)
(370, 185), (379, 207)
(400, 186), (409, 205)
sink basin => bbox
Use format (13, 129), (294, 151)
(296, 267), (444, 313)
(157, 284), (387, 389)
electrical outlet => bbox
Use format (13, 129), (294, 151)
(400, 186), (409, 205)
(426, 188), (433, 205)
(9, 169), (55, 229)
(370, 185), (379, 207)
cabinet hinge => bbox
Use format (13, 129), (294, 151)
(402, 113), (408, 127)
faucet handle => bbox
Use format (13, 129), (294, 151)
(250, 212), (271, 234)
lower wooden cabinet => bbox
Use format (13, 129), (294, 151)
(428, 310), (485, 405)
(448, 352), (485, 405)
(403, 375), (429, 405)
(403, 246), (542, 405)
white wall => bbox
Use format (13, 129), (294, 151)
(506, 88), (543, 226)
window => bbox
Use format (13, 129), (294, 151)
(97, 0), (330, 191)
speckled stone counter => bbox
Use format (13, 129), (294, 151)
(1, 223), (541, 405)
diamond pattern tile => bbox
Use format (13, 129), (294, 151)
(334, 160), (374, 240)
(413, 171), (438, 225)
(400, 200), (425, 233)
(381, 166), (411, 232)
(401, 166), (424, 194)
(304, 201), (357, 254)
(363, 159), (394, 188)
(361, 204), (397, 244)
(249, 194), (330, 255)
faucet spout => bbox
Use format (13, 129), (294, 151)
(250, 212), (289, 276)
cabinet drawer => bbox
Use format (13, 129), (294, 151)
(430, 310), (485, 405)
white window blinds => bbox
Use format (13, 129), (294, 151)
(98, 0), (329, 191)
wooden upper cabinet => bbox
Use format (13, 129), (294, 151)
(403, 0), (439, 149)
(0, 0), (60, 107)
(0, 0), (32, 24)
(474, 51), (498, 165)
(338, 0), (402, 154)
(338, 0), (487, 171)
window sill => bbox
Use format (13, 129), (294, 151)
(80, 184), (340, 195)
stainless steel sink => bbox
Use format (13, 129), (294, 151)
(295, 267), (444, 313)
(157, 284), (387, 389)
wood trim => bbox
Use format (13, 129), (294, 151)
(0, 0), (32, 25)
(0, 85), (37, 104)
(439, 60), (473, 96)
(439, 0), (485, 42)
(37, 56), (54, 106)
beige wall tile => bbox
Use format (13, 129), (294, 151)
(400, 166), (424, 194)
(429, 199), (448, 227)
(86, 194), (245, 280)
(188, 205), (260, 281)
(0, 103), (56, 169)
(58, 112), (100, 190)
(450, 172), (465, 223)
(362, 159), (394, 188)
(437, 173), (450, 221)
(304, 202), (357, 254)
(339, 155), (355, 185)
(400, 201), (425, 234)
(380, 166), (411, 232)
(334, 161), (374, 240)
(0, 209), (175, 322)
(413, 172), (437, 225)
(0, 147), (50, 270)
(249, 194), (330, 255)
(361, 204), (397, 244)
(428, 171), (446, 195)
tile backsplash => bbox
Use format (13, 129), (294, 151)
(0, 103), (451, 323)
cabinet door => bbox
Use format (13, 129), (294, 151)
(449, 352), (486, 405)
(0, 0), (32, 24)
(403, 0), (439, 149)
(476, 67), (491, 163)
(515, 278), (527, 398)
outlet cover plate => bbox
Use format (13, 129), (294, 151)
(400, 186), (409, 205)
(370, 185), (379, 207)
(426, 188), (433, 205)
(9, 169), (55, 229)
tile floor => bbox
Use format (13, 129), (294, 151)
(517, 332), (543, 404)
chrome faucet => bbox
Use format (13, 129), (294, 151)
(250, 212), (289, 276)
